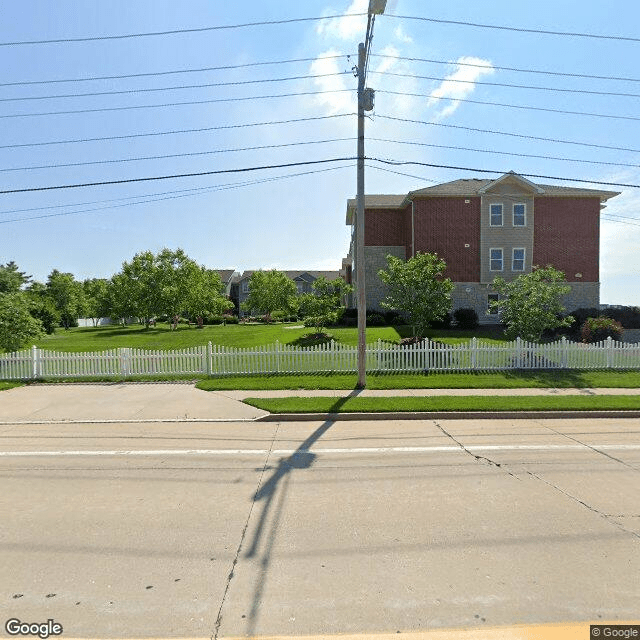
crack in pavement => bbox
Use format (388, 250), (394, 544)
(211, 422), (280, 640)
(433, 421), (521, 480)
(535, 420), (640, 472)
(525, 470), (640, 540)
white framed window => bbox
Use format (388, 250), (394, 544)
(513, 203), (526, 226)
(512, 248), (525, 271)
(490, 248), (503, 271)
(490, 203), (503, 226)
(296, 282), (304, 293)
(241, 281), (250, 293)
(487, 293), (499, 315)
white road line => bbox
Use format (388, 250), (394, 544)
(0, 444), (639, 457)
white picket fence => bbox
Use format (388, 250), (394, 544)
(1, 337), (640, 381)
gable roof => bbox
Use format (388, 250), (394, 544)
(215, 269), (236, 284)
(236, 270), (340, 282)
(407, 174), (619, 201)
(346, 173), (620, 224)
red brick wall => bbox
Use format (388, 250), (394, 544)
(534, 197), (599, 281)
(364, 208), (406, 246)
(412, 197), (481, 281)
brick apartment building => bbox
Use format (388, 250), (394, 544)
(343, 172), (619, 322)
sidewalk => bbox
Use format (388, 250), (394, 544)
(0, 383), (267, 423)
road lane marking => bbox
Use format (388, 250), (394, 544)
(0, 444), (639, 457)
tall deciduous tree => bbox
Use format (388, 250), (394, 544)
(378, 252), (454, 337)
(0, 293), (44, 352)
(83, 278), (110, 326)
(46, 270), (86, 329)
(491, 265), (574, 342)
(242, 270), (298, 321)
(111, 249), (231, 328)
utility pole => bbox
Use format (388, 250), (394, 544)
(356, 0), (386, 389)
(356, 41), (367, 388)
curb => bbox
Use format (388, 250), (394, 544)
(258, 410), (640, 421)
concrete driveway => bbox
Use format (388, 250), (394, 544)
(0, 383), (267, 423)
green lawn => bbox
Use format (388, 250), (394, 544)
(196, 370), (640, 390)
(244, 395), (640, 414)
(0, 382), (22, 392)
(33, 322), (508, 352)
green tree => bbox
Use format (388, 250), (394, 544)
(491, 265), (574, 342)
(299, 276), (353, 333)
(0, 292), (44, 351)
(83, 278), (110, 326)
(0, 261), (32, 293)
(183, 267), (233, 322)
(242, 270), (298, 321)
(378, 252), (454, 337)
(46, 270), (86, 329)
(111, 249), (232, 328)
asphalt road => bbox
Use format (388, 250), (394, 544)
(1, 417), (639, 639)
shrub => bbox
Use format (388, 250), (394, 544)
(366, 312), (386, 327)
(453, 308), (479, 330)
(222, 314), (239, 324)
(581, 316), (623, 343)
(430, 312), (452, 330)
(382, 310), (407, 325)
(602, 306), (640, 329)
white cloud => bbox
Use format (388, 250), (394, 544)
(427, 56), (495, 120)
(317, 0), (368, 41)
(394, 25), (413, 44)
(310, 50), (356, 115)
(374, 44), (399, 74)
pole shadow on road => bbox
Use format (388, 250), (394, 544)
(242, 389), (363, 635)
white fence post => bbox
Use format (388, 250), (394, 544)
(31, 345), (40, 379)
(207, 341), (213, 375)
(275, 340), (281, 373)
(119, 347), (131, 378)
(470, 337), (477, 370)
(606, 336), (613, 368)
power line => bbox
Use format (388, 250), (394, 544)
(0, 157), (357, 194)
(0, 163), (355, 225)
(0, 89), (353, 119)
(368, 138), (640, 170)
(367, 157), (638, 189)
(387, 14), (640, 43)
(3, 155), (635, 196)
(0, 54), (353, 87)
(373, 70), (640, 99)
(0, 138), (354, 173)
(0, 72), (350, 103)
(379, 90), (640, 123)
(371, 53), (640, 84)
(0, 14), (366, 46)
(0, 113), (355, 150)
(377, 114), (640, 155)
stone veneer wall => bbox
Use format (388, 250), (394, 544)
(363, 245), (406, 310)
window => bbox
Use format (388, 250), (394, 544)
(490, 204), (503, 226)
(487, 293), (499, 315)
(241, 281), (250, 293)
(490, 248), (503, 271)
(296, 282), (304, 293)
(513, 203), (526, 226)
(512, 248), (525, 271)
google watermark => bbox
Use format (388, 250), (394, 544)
(591, 626), (640, 638)
(5, 619), (63, 639)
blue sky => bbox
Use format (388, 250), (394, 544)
(1, 0), (639, 304)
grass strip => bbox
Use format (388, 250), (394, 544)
(0, 382), (22, 392)
(244, 395), (640, 414)
(197, 370), (640, 391)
